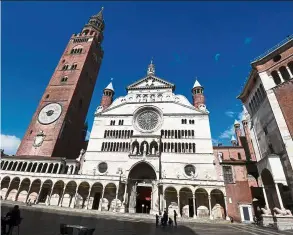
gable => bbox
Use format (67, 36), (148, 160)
(127, 75), (175, 91)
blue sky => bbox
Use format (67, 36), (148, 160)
(1, 1), (293, 154)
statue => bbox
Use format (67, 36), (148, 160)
(151, 147), (155, 155)
(273, 207), (293, 216)
(76, 149), (86, 174)
(132, 145), (138, 155)
(129, 183), (138, 208)
(261, 205), (271, 215)
(143, 143), (147, 153)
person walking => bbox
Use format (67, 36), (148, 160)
(163, 210), (168, 226)
(155, 214), (159, 227)
(173, 210), (178, 227)
(1, 205), (21, 235)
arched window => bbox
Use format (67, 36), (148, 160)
(71, 63), (77, 70)
(237, 152), (241, 160)
(279, 66), (290, 81)
(271, 70), (281, 85)
(288, 61), (293, 75)
(62, 64), (69, 70)
(61, 76), (68, 83)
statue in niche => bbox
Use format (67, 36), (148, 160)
(151, 147), (155, 155)
(132, 145), (138, 155)
(143, 142), (147, 153)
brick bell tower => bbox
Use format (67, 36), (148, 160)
(16, 8), (106, 159)
(100, 81), (114, 109)
(192, 79), (205, 109)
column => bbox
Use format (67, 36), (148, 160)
(14, 182), (22, 201)
(275, 183), (284, 209)
(4, 182), (12, 200)
(59, 185), (67, 207)
(73, 188), (79, 208)
(277, 71), (285, 83)
(25, 184), (32, 203)
(262, 187), (270, 209)
(177, 194), (181, 217)
(45, 165), (49, 173)
(192, 194), (196, 218)
(113, 185), (119, 212)
(286, 66), (293, 78)
(86, 186), (92, 209)
(123, 182), (128, 204)
(224, 196), (229, 220)
(36, 183), (43, 203)
(98, 188), (105, 211)
(25, 163), (29, 172)
(208, 195), (213, 220)
(16, 162), (20, 171)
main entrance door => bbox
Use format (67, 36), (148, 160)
(136, 186), (152, 213)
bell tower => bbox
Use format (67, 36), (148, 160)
(16, 8), (106, 159)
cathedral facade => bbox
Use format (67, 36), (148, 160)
(1, 9), (257, 223)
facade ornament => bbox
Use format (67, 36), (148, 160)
(273, 207), (292, 216)
(261, 205), (271, 215)
(147, 59), (155, 75)
(162, 170), (167, 178)
(95, 106), (103, 114)
(33, 130), (46, 147)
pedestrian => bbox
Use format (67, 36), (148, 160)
(230, 216), (234, 223)
(1, 205), (21, 235)
(155, 214), (159, 227)
(173, 210), (177, 227)
(163, 210), (168, 226)
(168, 217), (173, 227)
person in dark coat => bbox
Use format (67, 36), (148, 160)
(155, 214), (159, 227)
(173, 210), (178, 227)
(1, 205), (21, 235)
(163, 210), (168, 226)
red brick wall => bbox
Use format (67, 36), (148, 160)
(100, 91), (113, 109)
(192, 93), (205, 108)
(17, 28), (104, 159)
(225, 181), (253, 222)
(274, 80), (293, 138)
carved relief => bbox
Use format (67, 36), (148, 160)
(33, 131), (46, 147)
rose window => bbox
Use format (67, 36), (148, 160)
(137, 110), (160, 131)
(184, 164), (196, 177)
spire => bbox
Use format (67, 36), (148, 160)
(231, 135), (236, 141)
(147, 59), (155, 75)
(95, 7), (104, 20)
(105, 78), (114, 91)
(193, 79), (202, 88)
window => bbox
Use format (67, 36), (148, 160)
(118, 120), (124, 125)
(110, 120), (115, 126)
(279, 66), (290, 81)
(271, 71), (281, 85)
(61, 76), (68, 83)
(45, 94), (49, 99)
(71, 63), (77, 70)
(98, 162), (107, 173)
(62, 64), (69, 70)
(223, 166), (234, 184)
(237, 153), (241, 160)
(184, 164), (196, 177)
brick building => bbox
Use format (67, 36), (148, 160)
(238, 35), (293, 215)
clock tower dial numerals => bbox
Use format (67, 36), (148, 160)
(38, 103), (62, 125)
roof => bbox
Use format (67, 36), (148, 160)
(234, 120), (240, 126)
(231, 136), (236, 141)
(193, 79), (202, 88)
(105, 82), (114, 91)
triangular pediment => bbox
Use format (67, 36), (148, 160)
(127, 75), (175, 91)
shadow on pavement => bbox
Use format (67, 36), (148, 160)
(1, 204), (199, 235)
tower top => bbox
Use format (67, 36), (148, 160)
(234, 120), (240, 127)
(94, 7), (104, 21)
(105, 81), (114, 91)
(147, 59), (155, 75)
(85, 7), (105, 32)
(231, 135), (236, 142)
(193, 79), (202, 88)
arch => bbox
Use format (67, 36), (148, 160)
(76, 181), (90, 209)
(1, 176), (10, 190)
(17, 162), (23, 171)
(38, 179), (53, 204)
(131, 140), (139, 154)
(89, 182), (103, 210)
(271, 70), (281, 85)
(7, 161), (13, 170)
(279, 66), (290, 81)
(150, 141), (158, 155)
(195, 188), (209, 218)
(179, 187), (194, 217)
(42, 163), (48, 173)
(103, 183), (117, 212)
(21, 162), (27, 171)
(37, 163), (43, 173)
(210, 189), (226, 219)
(140, 141), (149, 154)
(53, 164), (59, 174)
(3, 161), (9, 170)
(128, 161), (157, 182)
(27, 162), (33, 172)
(6, 177), (21, 201)
(62, 181), (77, 208)
(16, 178), (30, 202)
(12, 162), (18, 171)
(31, 162), (37, 172)
(164, 186), (178, 216)
(50, 180), (65, 206)
(48, 163), (54, 173)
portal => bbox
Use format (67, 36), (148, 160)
(136, 186), (152, 213)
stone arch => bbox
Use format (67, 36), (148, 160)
(164, 186), (178, 216)
(76, 181), (90, 209)
(42, 163), (48, 173)
(7, 161), (13, 170)
(89, 182), (103, 210)
(16, 178), (30, 202)
(149, 140), (158, 155)
(131, 140), (139, 155)
(12, 162), (18, 171)
(21, 162), (27, 171)
(7, 177), (21, 201)
(37, 163), (43, 173)
(38, 179), (53, 204)
(140, 141), (149, 155)
(50, 180), (65, 206)
(31, 162), (38, 172)
(179, 187), (194, 217)
(3, 161), (9, 170)
(271, 70), (281, 85)
(195, 188), (209, 218)
(103, 183), (116, 211)
(1, 176), (10, 199)
(288, 61), (293, 75)
(17, 162), (23, 171)
(53, 164), (59, 174)
(210, 189), (226, 219)
(62, 181), (77, 208)
(279, 66), (290, 81)
(48, 163), (54, 173)
(27, 179), (42, 204)
(261, 168), (280, 211)
(27, 162), (33, 172)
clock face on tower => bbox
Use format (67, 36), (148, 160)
(38, 103), (62, 125)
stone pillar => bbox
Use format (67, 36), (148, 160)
(286, 66), (293, 78)
(275, 183), (285, 209)
(277, 71), (285, 83)
(4, 182), (12, 200)
(59, 185), (67, 207)
(113, 185), (119, 212)
(36, 183), (43, 203)
(86, 186), (92, 209)
(73, 188), (79, 208)
(47, 186), (54, 206)
(123, 182), (128, 204)
(40, 164), (45, 173)
(45, 165), (49, 173)
(262, 187), (270, 209)
(14, 182), (22, 201)
(192, 194), (196, 218)
(57, 164), (61, 174)
(25, 163), (29, 172)
(25, 184), (32, 203)
(224, 196), (229, 220)
(208, 195), (213, 220)
(99, 188), (105, 211)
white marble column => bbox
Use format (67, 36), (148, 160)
(14, 182), (22, 201)
(59, 185), (67, 207)
(286, 66), (293, 78)
(275, 183), (284, 209)
(192, 194), (196, 218)
(4, 182), (12, 200)
(86, 186), (92, 209)
(57, 164), (61, 174)
(208, 195), (213, 220)
(25, 184), (32, 203)
(277, 71), (285, 83)
(99, 189), (105, 211)
(262, 187), (270, 209)
(113, 185), (119, 212)
(36, 183), (43, 203)
(47, 186), (54, 206)
(177, 194), (181, 217)
(224, 196), (230, 220)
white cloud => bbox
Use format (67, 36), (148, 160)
(0, 134), (21, 155)
(219, 110), (245, 140)
(225, 111), (235, 118)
